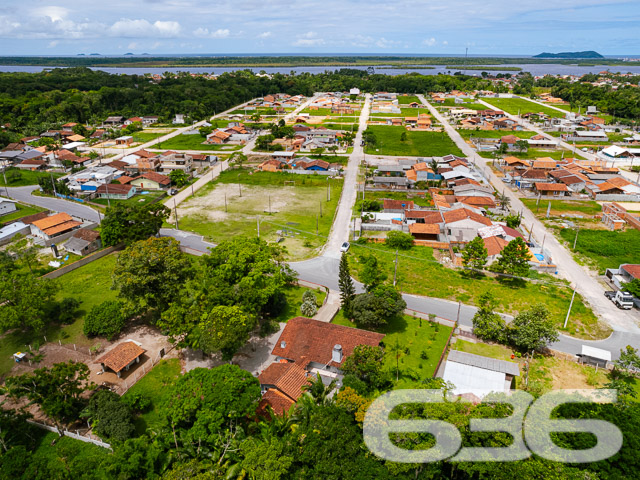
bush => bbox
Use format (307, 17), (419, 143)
(351, 285), (406, 329)
(83, 300), (126, 340)
(122, 392), (152, 413)
(385, 231), (414, 250)
(84, 390), (135, 443)
(301, 299), (318, 317)
(302, 290), (317, 305)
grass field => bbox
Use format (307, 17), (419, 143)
(272, 284), (328, 323)
(547, 104), (615, 123)
(356, 190), (432, 211)
(397, 95), (420, 104)
(370, 108), (433, 117)
(333, 311), (452, 387)
(0, 168), (64, 187)
(482, 98), (566, 118)
(478, 148), (570, 160)
(176, 170), (344, 260)
(521, 199), (602, 218)
(557, 227), (640, 274)
(346, 242), (609, 340)
(0, 202), (45, 225)
(302, 107), (361, 116)
(123, 358), (181, 436)
(94, 191), (165, 207)
(155, 134), (242, 151)
(457, 130), (538, 140)
(132, 130), (173, 144)
(364, 126), (463, 157)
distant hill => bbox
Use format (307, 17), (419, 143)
(533, 51), (604, 59)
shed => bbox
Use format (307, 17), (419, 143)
(578, 345), (611, 369)
(443, 350), (519, 399)
(97, 341), (146, 377)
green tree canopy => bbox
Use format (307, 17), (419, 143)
(0, 273), (57, 332)
(462, 236), (488, 270)
(82, 390), (135, 443)
(351, 285), (406, 329)
(508, 304), (559, 352)
(83, 300), (127, 340)
(471, 292), (506, 342)
(385, 230), (414, 250)
(101, 203), (170, 247)
(494, 237), (531, 277)
(195, 305), (254, 360)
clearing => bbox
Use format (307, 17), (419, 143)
(364, 126), (463, 157)
(0, 168), (64, 187)
(154, 134), (242, 151)
(481, 97), (566, 118)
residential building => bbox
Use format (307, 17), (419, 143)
(534, 183), (570, 197)
(128, 172), (171, 191)
(96, 183), (137, 200)
(115, 136), (133, 146)
(0, 197), (18, 216)
(63, 229), (101, 256)
(97, 341), (145, 378)
(30, 212), (82, 241)
(442, 350), (519, 399)
(156, 152), (193, 174)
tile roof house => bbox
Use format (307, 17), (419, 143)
(383, 199), (415, 213)
(30, 212), (82, 240)
(534, 183), (570, 197)
(258, 362), (311, 415)
(63, 228), (101, 256)
(96, 183), (137, 199)
(129, 172), (171, 190)
(97, 341), (146, 378)
(443, 208), (493, 243)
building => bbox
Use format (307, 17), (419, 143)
(115, 136), (133, 146)
(577, 345), (611, 369)
(63, 229), (101, 256)
(534, 183), (570, 197)
(156, 152), (193, 174)
(0, 197), (18, 216)
(442, 208), (493, 242)
(96, 183), (137, 200)
(96, 341), (146, 378)
(257, 362), (310, 415)
(605, 264), (640, 290)
(0, 222), (31, 246)
(30, 212), (82, 241)
(129, 172), (171, 191)
(442, 350), (520, 399)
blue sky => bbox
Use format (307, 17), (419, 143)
(0, 0), (638, 55)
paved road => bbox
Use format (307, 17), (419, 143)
(160, 228), (216, 253)
(284, 94), (320, 123)
(420, 94), (640, 334)
(4, 186), (101, 223)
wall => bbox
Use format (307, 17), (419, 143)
(26, 420), (112, 450)
(42, 244), (123, 279)
(595, 194), (640, 202)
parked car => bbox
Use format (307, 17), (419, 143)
(169, 188), (178, 195)
(340, 242), (350, 252)
(604, 291), (616, 300)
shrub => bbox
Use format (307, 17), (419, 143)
(300, 299), (318, 317)
(302, 290), (317, 305)
(122, 392), (152, 413)
(385, 230), (414, 250)
(83, 300), (126, 340)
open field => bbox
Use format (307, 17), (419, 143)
(0, 168), (64, 187)
(542, 103), (615, 123)
(521, 198), (602, 218)
(154, 134), (243, 151)
(333, 311), (452, 387)
(131, 129), (175, 144)
(369, 108), (433, 117)
(457, 130), (538, 140)
(364, 126), (463, 157)
(482, 97), (566, 118)
(397, 95), (420, 104)
(301, 107), (361, 116)
(175, 170), (343, 260)
(443, 102), (487, 110)
(347, 242), (610, 340)
(478, 148), (570, 160)
(94, 191), (165, 207)
(0, 202), (45, 225)
(356, 190), (432, 211)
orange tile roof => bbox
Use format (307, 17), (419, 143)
(97, 341), (145, 373)
(605, 176), (631, 188)
(383, 199), (415, 210)
(442, 208), (493, 226)
(483, 236), (509, 256)
(43, 220), (81, 236)
(455, 196), (497, 208)
(409, 223), (440, 234)
(258, 388), (295, 416)
(534, 183), (569, 192)
(32, 212), (74, 231)
(258, 362), (309, 401)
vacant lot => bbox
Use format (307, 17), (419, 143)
(333, 311), (452, 387)
(176, 170), (343, 260)
(482, 98), (566, 118)
(156, 134), (242, 151)
(521, 199), (602, 218)
(397, 95), (420, 104)
(132, 129), (175, 144)
(0, 168), (64, 187)
(94, 191), (165, 207)
(347, 242), (609, 340)
(457, 130), (538, 140)
(478, 148), (570, 160)
(364, 126), (463, 157)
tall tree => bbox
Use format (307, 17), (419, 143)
(462, 236), (488, 270)
(508, 304), (558, 353)
(342, 344), (387, 389)
(494, 237), (531, 276)
(359, 253), (387, 292)
(196, 305), (254, 360)
(472, 292), (506, 342)
(338, 252), (356, 317)
(81, 390), (135, 443)
(101, 203), (170, 247)
(0, 273), (57, 332)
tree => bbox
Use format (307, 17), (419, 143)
(363, 129), (377, 147)
(101, 203), (170, 247)
(342, 345), (388, 389)
(5, 361), (93, 431)
(168, 169), (188, 188)
(256, 134), (276, 151)
(498, 192), (511, 211)
(6, 169), (22, 184)
(625, 279), (640, 298)
(359, 254), (387, 292)
(462, 236), (488, 270)
(472, 292), (506, 342)
(515, 139), (529, 152)
(83, 300), (126, 340)
(0, 273), (57, 332)
(7, 235), (38, 273)
(113, 237), (191, 315)
(494, 237), (531, 276)
(351, 285), (406, 329)
(82, 390), (135, 443)
(338, 253), (356, 317)
(504, 213), (521, 229)
(508, 304), (558, 353)
(400, 131), (407, 142)
(301, 299), (318, 317)
(385, 230), (413, 250)
(196, 305), (254, 360)
(239, 437), (293, 480)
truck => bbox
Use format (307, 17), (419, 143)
(609, 291), (634, 310)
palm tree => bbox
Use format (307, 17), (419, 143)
(301, 373), (336, 406)
(498, 192), (511, 212)
(388, 338), (404, 381)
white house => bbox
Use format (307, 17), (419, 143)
(0, 197), (18, 217)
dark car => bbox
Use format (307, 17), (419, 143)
(604, 291), (616, 300)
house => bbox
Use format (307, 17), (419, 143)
(482, 236), (510, 262)
(115, 136), (133, 146)
(142, 116), (159, 126)
(409, 222), (440, 241)
(532, 159), (557, 170)
(257, 363), (310, 415)
(129, 172), (171, 191)
(63, 229), (101, 256)
(534, 183), (570, 197)
(103, 116), (124, 126)
(156, 152), (193, 174)
(605, 264), (640, 290)
(383, 199), (415, 213)
(442, 208), (493, 242)
(16, 157), (47, 171)
(455, 195), (497, 209)
(565, 130), (609, 143)
(0, 221), (31, 246)
(96, 341), (145, 378)
(96, 183), (137, 200)
(442, 350), (519, 399)
(173, 114), (185, 124)
(124, 117), (143, 126)
(499, 135), (520, 150)
(30, 212), (82, 240)
(62, 122), (77, 132)
(258, 159), (287, 172)
(0, 197), (18, 216)
(503, 157), (531, 170)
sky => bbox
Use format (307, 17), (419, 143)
(0, 0), (638, 56)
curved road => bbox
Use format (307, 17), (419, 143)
(5, 185), (101, 223)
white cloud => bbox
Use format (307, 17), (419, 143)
(443, 40), (449, 45)
(47, 40), (59, 48)
(109, 19), (182, 38)
(422, 37), (436, 46)
(293, 31), (325, 47)
(194, 27), (230, 39)
(257, 31), (272, 38)
(375, 37), (401, 49)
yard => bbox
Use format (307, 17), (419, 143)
(0, 202), (45, 225)
(0, 168), (64, 187)
(364, 126), (463, 157)
(332, 311), (453, 388)
(346, 242), (610, 340)
(301, 107), (361, 116)
(174, 170), (344, 261)
(521, 199), (602, 218)
(548, 103), (615, 123)
(131, 129), (175, 144)
(482, 98), (566, 119)
(154, 134), (242, 151)
(478, 148), (571, 160)
(397, 95), (420, 104)
(457, 130), (538, 140)
(270, 284), (328, 323)
(93, 191), (166, 207)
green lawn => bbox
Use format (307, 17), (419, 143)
(346, 242), (609, 340)
(123, 358), (181, 436)
(457, 130), (537, 140)
(271, 284), (328, 323)
(302, 107), (360, 116)
(176, 170), (344, 261)
(370, 108), (433, 117)
(355, 190), (432, 212)
(333, 311), (452, 387)
(397, 95), (420, 104)
(155, 134), (242, 151)
(364, 126), (463, 157)
(94, 191), (165, 207)
(0, 168), (64, 187)
(521, 199), (602, 218)
(478, 149), (570, 160)
(0, 202), (45, 225)
(445, 103), (487, 110)
(132, 130), (173, 144)
(557, 227), (640, 274)
(548, 104), (615, 123)
(482, 98), (566, 118)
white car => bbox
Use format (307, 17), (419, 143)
(340, 242), (350, 252)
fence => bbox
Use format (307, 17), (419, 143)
(26, 420), (112, 450)
(115, 344), (177, 396)
(42, 244), (124, 279)
(595, 193), (640, 202)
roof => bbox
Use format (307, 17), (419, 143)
(534, 183), (569, 192)
(71, 228), (100, 242)
(383, 199), (415, 210)
(258, 389), (295, 416)
(442, 208), (493, 226)
(136, 172), (171, 185)
(405, 210), (444, 224)
(258, 362), (309, 401)
(447, 350), (520, 376)
(116, 175), (135, 184)
(409, 223), (440, 234)
(96, 184), (135, 195)
(19, 211), (50, 225)
(500, 135), (519, 144)
(580, 345), (611, 362)
(97, 341), (146, 373)
(32, 213), (74, 232)
(483, 236), (509, 256)
(271, 317), (385, 368)
(443, 360), (509, 399)
(532, 160), (557, 169)
(522, 169), (548, 179)
(621, 264), (640, 280)
(455, 196), (496, 208)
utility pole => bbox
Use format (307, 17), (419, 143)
(174, 198), (179, 229)
(326, 178), (330, 202)
(268, 195), (271, 214)
(104, 182), (110, 208)
(541, 233), (546, 251)
(546, 201), (551, 218)
(563, 286), (577, 329)
(573, 226), (580, 250)
(224, 193), (227, 212)
(316, 214), (318, 235)
(2, 168), (9, 197)
(393, 249), (399, 286)
(528, 224), (533, 243)
(51, 173), (58, 198)
(456, 301), (461, 327)
(319, 201), (322, 217)
(352, 217), (356, 241)
(257, 216), (260, 238)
